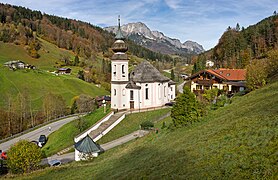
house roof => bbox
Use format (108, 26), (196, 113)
(130, 61), (170, 83)
(74, 135), (102, 153)
(212, 69), (246, 81)
(189, 68), (246, 81)
(58, 68), (71, 71)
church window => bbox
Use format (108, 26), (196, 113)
(146, 88), (149, 100)
(113, 65), (116, 76)
(158, 85), (161, 99)
(114, 89), (116, 96)
(122, 65), (125, 77)
(164, 86), (166, 97)
(130, 90), (134, 100)
(122, 89), (126, 96)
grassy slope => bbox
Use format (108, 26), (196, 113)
(97, 108), (171, 144)
(42, 107), (111, 157)
(0, 40), (108, 108)
(0, 39), (74, 70)
(20, 81), (278, 179)
(0, 67), (108, 108)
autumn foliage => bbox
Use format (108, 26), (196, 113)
(7, 140), (42, 174)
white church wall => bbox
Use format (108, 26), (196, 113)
(111, 58), (128, 82)
(111, 84), (129, 110)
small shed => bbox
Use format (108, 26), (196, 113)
(57, 68), (71, 74)
(74, 134), (102, 161)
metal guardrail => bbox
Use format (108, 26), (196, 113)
(0, 113), (87, 144)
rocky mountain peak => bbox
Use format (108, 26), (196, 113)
(104, 22), (205, 55)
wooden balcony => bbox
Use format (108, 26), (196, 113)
(196, 79), (213, 86)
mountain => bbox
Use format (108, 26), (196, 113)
(104, 22), (205, 55)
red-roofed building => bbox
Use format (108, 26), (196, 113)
(188, 69), (246, 94)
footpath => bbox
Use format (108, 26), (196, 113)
(42, 130), (149, 164)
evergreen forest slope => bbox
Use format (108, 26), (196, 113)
(194, 14), (278, 72)
(20, 78), (278, 179)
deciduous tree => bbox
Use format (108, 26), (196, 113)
(7, 140), (42, 174)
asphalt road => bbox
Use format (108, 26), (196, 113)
(0, 115), (82, 152)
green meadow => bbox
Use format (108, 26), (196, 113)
(0, 40), (108, 109)
(14, 79), (277, 179)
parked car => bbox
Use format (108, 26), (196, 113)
(48, 159), (61, 166)
(38, 135), (47, 147)
(165, 101), (175, 106)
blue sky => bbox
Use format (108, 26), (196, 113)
(2, 0), (277, 50)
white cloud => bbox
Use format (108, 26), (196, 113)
(164, 0), (182, 9)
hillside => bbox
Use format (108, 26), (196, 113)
(210, 14), (278, 69)
(0, 3), (173, 64)
(16, 80), (278, 179)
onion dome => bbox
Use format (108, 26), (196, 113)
(112, 16), (128, 53)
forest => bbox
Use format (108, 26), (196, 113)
(193, 13), (278, 73)
(0, 3), (173, 62)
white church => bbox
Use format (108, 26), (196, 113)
(110, 18), (176, 111)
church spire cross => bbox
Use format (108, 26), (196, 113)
(115, 15), (124, 40)
(118, 15), (120, 28)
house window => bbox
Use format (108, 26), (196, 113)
(114, 89), (116, 96)
(196, 85), (202, 90)
(226, 73), (230, 76)
(146, 88), (149, 100)
(130, 90), (134, 100)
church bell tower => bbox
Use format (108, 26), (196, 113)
(111, 16), (129, 110)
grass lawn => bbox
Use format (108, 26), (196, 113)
(13, 80), (278, 179)
(42, 107), (111, 157)
(0, 67), (108, 108)
(97, 108), (171, 144)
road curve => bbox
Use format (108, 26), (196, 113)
(0, 115), (82, 152)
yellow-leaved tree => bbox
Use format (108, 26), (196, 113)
(7, 140), (42, 174)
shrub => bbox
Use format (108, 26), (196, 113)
(140, 121), (154, 130)
(7, 140), (42, 174)
(171, 87), (201, 127)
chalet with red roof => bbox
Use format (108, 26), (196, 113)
(188, 69), (246, 94)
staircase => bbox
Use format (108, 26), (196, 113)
(89, 112), (125, 140)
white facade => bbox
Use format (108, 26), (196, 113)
(111, 60), (176, 111)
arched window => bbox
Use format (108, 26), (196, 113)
(146, 88), (149, 100)
(122, 65), (125, 77)
(130, 90), (134, 100)
(113, 65), (116, 76)
(114, 89), (116, 96)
